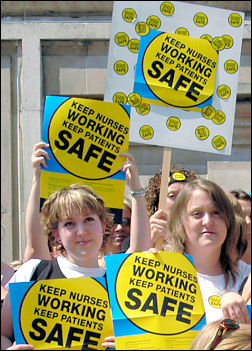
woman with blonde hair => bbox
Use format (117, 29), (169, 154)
(168, 178), (251, 324)
(190, 319), (251, 350)
(1, 183), (150, 350)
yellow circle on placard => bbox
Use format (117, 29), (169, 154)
(193, 12), (208, 27)
(122, 8), (137, 23)
(160, 2), (175, 16)
(201, 105), (215, 119)
(115, 252), (204, 335)
(139, 125), (154, 140)
(175, 27), (189, 36)
(208, 295), (221, 309)
(200, 34), (212, 42)
(217, 85), (231, 99)
(146, 15), (161, 30)
(228, 13), (242, 27)
(20, 278), (113, 349)
(114, 60), (128, 75)
(224, 60), (238, 74)
(128, 92), (142, 107)
(213, 110), (226, 125)
(113, 92), (128, 104)
(135, 22), (150, 36)
(166, 116), (181, 131)
(128, 39), (140, 53)
(136, 103), (150, 115)
(49, 98), (130, 180)
(142, 32), (218, 108)
(222, 35), (233, 49)
(212, 135), (226, 150)
(114, 32), (129, 47)
(195, 126), (209, 140)
(211, 37), (225, 51)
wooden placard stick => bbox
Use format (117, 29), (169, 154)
(155, 147), (172, 250)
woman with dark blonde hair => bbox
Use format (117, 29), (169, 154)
(168, 178), (251, 324)
(190, 319), (251, 350)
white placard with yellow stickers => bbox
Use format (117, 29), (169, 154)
(104, 1), (244, 155)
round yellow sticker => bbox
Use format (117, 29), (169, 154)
(20, 278), (113, 349)
(122, 8), (137, 23)
(166, 116), (181, 131)
(146, 15), (161, 30)
(175, 27), (189, 36)
(114, 60), (128, 75)
(115, 252), (204, 335)
(208, 295), (221, 309)
(211, 37), (225, 51)
(128, 39), (140, 54)
(212, 135), (226, 150)
(136, 103), (150, 115)
(201, 105), (215, 119)
(135, 22), (150, 36)
(217, 85), (231, 99)
(200, 34), (212, 42)
(128, 92), (142, 107)
(224, 60), (238, 74)
(160, 2), (175, 16)
(193, 13), (208, 27)
(142, 32), (218, 108)
(114, 32), (129, 47)
(222, 35), (233, 49)
(213, 110), (226, 125)
(49, 98), (130, 180)
(139, 125), (154, 140)
(195, 126), (209, 140)
(113, 92), (128, 104)
(228, 13), (242, 27)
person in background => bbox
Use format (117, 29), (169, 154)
(103, 198), (131, 254)
(167, 178), (251, 324)
(99, 198), (131, 267)
(230, 190), (251, 265)
(1, 262), (15, 308)
(145, 166), (197, 249)
(226, 192), (248, 261)
(190, 319), (251, 350)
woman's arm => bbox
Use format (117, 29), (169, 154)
(119, 153), (151, 253)
(221, 291), (250, 324)
(23, 142), (51, 262)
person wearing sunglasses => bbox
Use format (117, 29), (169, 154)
(190, 319), (251, 350)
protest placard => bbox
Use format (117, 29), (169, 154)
(9, 277), (113, 350)
(105, 252), (205, 350)
(41, 96), (130, 222)
(104, 1), (244, 155)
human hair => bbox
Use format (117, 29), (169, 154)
(40, 184), (113, 254)
(168, 178), (240, 287)
(190, 320), (251, 350)
(145, 165), (197, 216)
(226, 192), (247, 259)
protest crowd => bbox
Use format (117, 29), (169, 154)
(1, 141), (251, 350)
(1, 1), (251, 350)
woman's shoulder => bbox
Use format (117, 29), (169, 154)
(236, 260), (251, 277)
(7, 259), (42, 286)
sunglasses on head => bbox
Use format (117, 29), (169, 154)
(209, 319), (239, 350)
